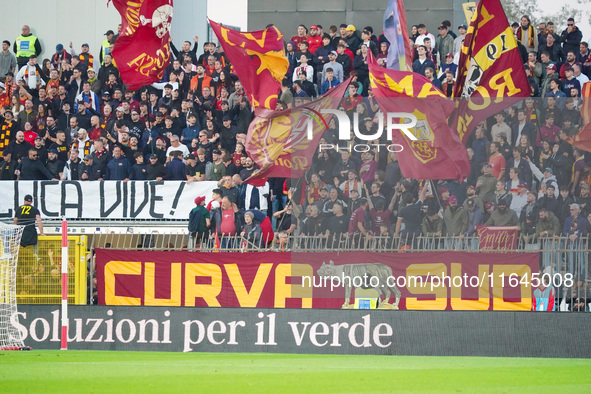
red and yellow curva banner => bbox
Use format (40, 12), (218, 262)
(96, 250), (538, 311)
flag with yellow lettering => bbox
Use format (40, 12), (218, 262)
(368, 61), (470, 180)
(567, 82), (591, 152)
(109, 0), (173, 90)
(209, 20), (289, 110)
(245, 78), (352, 183)
(451, 0), (530, 143)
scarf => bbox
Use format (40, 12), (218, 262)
(344, 179), (358, 198)
(24, 67), (41, 89)
(46, 78), (60, 93)
(517, 25), (535, 48)
(0, 121), (14, 152)
(73, 139), (92, 156)
(307, 184), (321, 204)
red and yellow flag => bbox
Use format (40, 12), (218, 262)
(451, 0), (530, 143)
(109, 0), (173, 90)
(209, 20), (289, 110)
(567, 82), (591, 152)
(246, 78), (351, 182)
(368, 61), (470, 180)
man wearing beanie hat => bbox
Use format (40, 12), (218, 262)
(485, 198), (519, 226)
(188, 196), (210, 248)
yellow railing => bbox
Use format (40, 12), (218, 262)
(17, 236), (87, 305)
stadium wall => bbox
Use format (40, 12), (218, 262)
(15, 305), (591, 357)
(247, 0), (468, 35)
(0, 0), (208, 64)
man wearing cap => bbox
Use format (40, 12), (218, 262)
(14, 194), (44, 248)
(0, 150), (16, 180)
(321, 51), (343, 84)
(100, 30), (115, 65)
(561, 65), (580, 96)
(0, 108), (17, 157)
(14, 25), (41, 70)
(0, 40), (16, 79)
(306, 25), (323, 55)
(541, 64), (558, 97)
(45, 147), (65, 180)
(51, 44), (71, 70)
(146, 153), (168, 181)
(31, 135), (47, 164)
(485, 198), (518, 226)
(69, 42), (94, 69)
(188, 196), (210, 248)
(435, 25), (454, 66)
(453, 25), (467, 55)
(511, 182), (530, 215)
(210, 149), (227, 182)
(85, 68), (101, 96)
(344, 25), (362, 54)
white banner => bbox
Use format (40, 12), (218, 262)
(0, 181), (218, 220)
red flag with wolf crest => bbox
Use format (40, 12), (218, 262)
(109, 0), (173, 90)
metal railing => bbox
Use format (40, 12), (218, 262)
(85, 232), (591, 311)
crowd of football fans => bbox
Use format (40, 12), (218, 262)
(1, 17), (591, 262)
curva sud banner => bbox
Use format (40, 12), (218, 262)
(96, 250), (540, 311)
(0, 181), (217, 220)
(14, 305), (591, 357)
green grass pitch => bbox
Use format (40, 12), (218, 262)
(1, 351), (590, 393)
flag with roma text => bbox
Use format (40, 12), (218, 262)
(368, 61), (470, 180)
(209, 20), (289, 110)
(109, 0), (173, 90)
(451, 0), (530, 144)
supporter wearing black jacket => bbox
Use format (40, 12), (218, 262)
(17, 149), (55, 180)
(79, 155), (105, 181)
(0, 153), (17, 180)
(146, 154), (169, 180)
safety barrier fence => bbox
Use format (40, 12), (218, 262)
(17, 236), (88, 305)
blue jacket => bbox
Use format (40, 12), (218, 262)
(105, 155), (131, 180)
(321, 78), (341, 95)
(166, 158), (186, 180)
